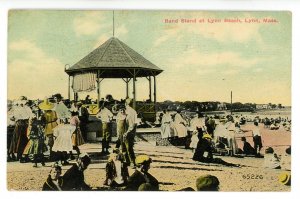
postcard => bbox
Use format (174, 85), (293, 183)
(7, 10), (291, 192)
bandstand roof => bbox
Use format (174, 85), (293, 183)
(65, 37), (163, 78)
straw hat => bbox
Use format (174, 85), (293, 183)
(202, 133), (212, 140)
(135, 155), (152, 167)
(278, 172), (291, 186)
(39, 99), (54, 110)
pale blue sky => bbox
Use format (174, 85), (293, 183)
(8, 10), (291, 105)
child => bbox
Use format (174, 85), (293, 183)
(23, 115), (47, 167)
(42, 163), (63, 191)
(264, 147), (281, 169)
(103, 149), (129, 187)
(52, 118), (75, 165)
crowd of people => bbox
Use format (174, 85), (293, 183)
(7, 94), (291, 191)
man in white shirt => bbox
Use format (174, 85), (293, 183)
(123, 98), (138, 167)
(53, 94), (71, 122)
(97, 102), (113, 154)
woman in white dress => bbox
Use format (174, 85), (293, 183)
(173, 110), (187, 138)
(160, 110), (173, 139)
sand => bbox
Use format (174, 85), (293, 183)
(7, 135), (291, 192)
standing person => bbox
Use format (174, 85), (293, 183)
(23, 115), (47, 167)
(160, 109), (172, 139)
(52, 119), (75, 165)
(253, 121), (263, 156)
(70, 111), (85, 158)
(125, 155), (159, 191)
(190, 112), (206, 151)
(85, 95), (91, 104)
(206, 117), (216, 138)
(40, 98), (58, 161)
(9, 97), (34, 162)
(115, 106), (126, 149)
(173, 110), (188, 145)
(53, 94), (71, 122)
(123, 98), (138, 167)
(42, 163), (63, 191)
(61, 153), (91, 191)
(96, 102), (113, 154)
(76, 102), (89, 142)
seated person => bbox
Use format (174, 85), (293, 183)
(264, 147), (281, 169)
(177, 174), (220, 191)
(193, 133), (213, 162)
(281, 146), (291, 171)
(61, 153), (91, 190)
(42, 163), (63, 191)
(125, 155), (159, 191)
(196, 175), (220, 191)
(103, 149), (129, 187)
(241, 137), (256, 155)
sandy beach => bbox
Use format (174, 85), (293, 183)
(7, 122), (291, 192)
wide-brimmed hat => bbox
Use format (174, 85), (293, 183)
(202, 133), (212, 140)
(53, 93), (63, 100)
(265, 147), (274, 154)
(39, 99), (54, 110)
(196, 174), (219, 191)
(19, 96), (27, 101)
(135, 155), (152, 167)
(125, 98), (133, 105)
(278, 172), (291, 186)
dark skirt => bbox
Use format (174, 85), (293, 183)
(9, 120), (29, 155)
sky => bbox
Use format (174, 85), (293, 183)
(7, 10), (291, 105)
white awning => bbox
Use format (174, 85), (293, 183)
(72, 72), (96, 92)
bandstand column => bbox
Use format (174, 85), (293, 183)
(154, 75), (157, 108)
(68, 75), (71, 100)
(133, 70), (136, 110)
(97, 70), (100, 106)
(148, 76), (152, 102)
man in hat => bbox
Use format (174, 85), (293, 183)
(96, 102), (113, 154)
(9, 96), (34, 162)
(40, 98), (58, 161)
(76, 102), (89, 142)
(53, 94), (71, 121)
(123, 98), (138, 167)
(61, 153), (91, 190)
(125, 155), (159, 191)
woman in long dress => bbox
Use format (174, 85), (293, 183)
(160, 110), (172, 139)
(23, 116), (47, 167)
(173, 110), (187, 138)
(70, 111), (85, 158)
